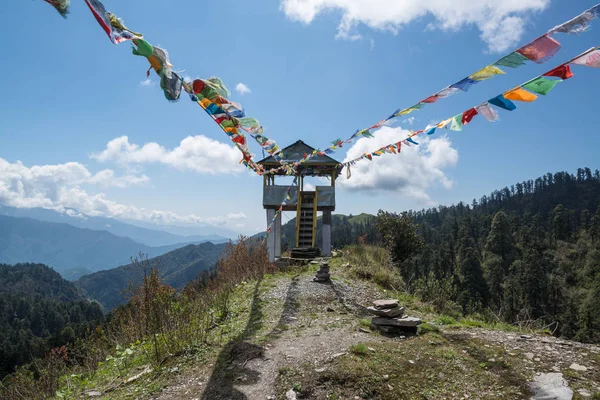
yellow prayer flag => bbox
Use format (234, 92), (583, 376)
(437, 118), (453, 128)
(469, 65), (506, 81)
(503, 87), (538, 102)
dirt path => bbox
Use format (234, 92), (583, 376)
(153, 270), (600, 400)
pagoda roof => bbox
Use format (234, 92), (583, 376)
(257, 140), (341, 166)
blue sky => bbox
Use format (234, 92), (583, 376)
(1, 0), (599, 235)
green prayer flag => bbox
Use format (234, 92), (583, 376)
(450, 114), (463, 131)
(132, 39), (153, 58)
(522, 77), (561, 96)
(494, 52), (529, 68)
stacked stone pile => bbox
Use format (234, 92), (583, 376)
(368, 299), (422, 334)
(313, 261), (331, 283)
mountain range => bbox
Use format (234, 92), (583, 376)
(76, 242), (226, 310)
(0, 206), (232, 247)
(0, 215), (220, 279)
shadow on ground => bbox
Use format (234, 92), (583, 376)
(201, 275), (302, 400)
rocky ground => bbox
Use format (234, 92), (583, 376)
(149, 262), (600, 400)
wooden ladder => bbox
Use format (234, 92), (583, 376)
(296, 191), (318, 248)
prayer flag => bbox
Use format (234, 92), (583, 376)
(44, 0), (69, 17)
(436, 87), (461, 99)
(494, 52), (529, 68)
(522, 77), (561, 96)
(543, 64), (574, 80)
(571, 49), (600, 68)
(407, 138), (419, 145)
(503, 87), (538, 102)
(489, 95), (517, 111)
(461, 108), (479, 125)
(450, 77), (478, 92)
(422, 95), (439, 103)
(437, 118), (453, 129)
(450, 114), (464, 131)
(516, 34), (561, 64)
(475, 103), (500, 122)
(469, 65), (506, 81)
(548, 4), (600, 34)
(84, 0), (141, 44)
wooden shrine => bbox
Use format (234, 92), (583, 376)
(258, 140), (342, 261)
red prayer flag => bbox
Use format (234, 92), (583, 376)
(462, 108), (479, 125)
(543, 64), (574, 80)
(422, 95), (439, 104)
(516, 34), (561, 64)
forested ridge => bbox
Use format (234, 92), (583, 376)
(0, 264), (104, 378)
(379, 168), (600, 342)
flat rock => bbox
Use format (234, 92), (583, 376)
(578, 388), (592, 398)
(286, 389), (297, 400)
(85, 391), (102, 397)
(371, 324), (403, 334)
(569, 363), (588, 372)
(529, 373), (573, 400)
(367, 306), (404, 318)
(371, 316), (421, 327)
(373, 299), (399, 309)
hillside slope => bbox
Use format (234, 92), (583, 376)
(0, 215), (203, 276)
(76, 242), (226, 310)
(0, 263), (104, 378)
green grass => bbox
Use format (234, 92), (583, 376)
(275, 336), (531, 399)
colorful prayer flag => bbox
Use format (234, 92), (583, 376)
(422, 95), (439, 104)
(488, 95), (517, 111)
(494, 52), (529, 68)
(461, 108), (479, 125)
(450, 77), (478, 92)
(84, 0), (142, 44)
(522, 77), (561, 96)
(475, 103), (500, 122)
(571, 49), (600, 68)
(543, 64), (574, 80)
(436, 87), (461, 99)
(450, 114), (464, 131)
(44, 0), (70, 17)
(548, 4), (600, 35)
(469, 65), (506, 81)
(503, 87), (538, 102)
(516, 34), (561, 64)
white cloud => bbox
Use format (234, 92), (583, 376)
(91, 135), (243, 175)
(338, 126), (458, 204)
(235, 82), (252, 95)
(403, 117), (415, 125)
(280, 0), (549, 52)
(140, 78), (155, 87)
(0, 158), (246, 227)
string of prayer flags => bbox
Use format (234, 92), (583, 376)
(475, 103), (500, 122)
(571, 48), (600, 68)
(522, 77), (561, 96)
(84, 0), (142, 44)
(548, 4), (600, 35)
(503, 87), (538, 102)
(516, 34), (561, 64)
(44, 0), (70, 18)
(543, 64), (574, 80)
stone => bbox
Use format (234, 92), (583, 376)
(371, 316), (422, 328)
(86, 391), (102, 397)
(373, 299), (399, 309)
(529, 373), (573, 400)
(570, 363), (588, 372)
(359, 327), (370, 333)
(525, 353), (535, 360)
(332, 352), (346, 359)
(371, 324), (403, 334)
(578, 388), (592, 398)
(315, 272), (331, 278)
(367, 306), (404, 318)
(286, 389), (297, 400)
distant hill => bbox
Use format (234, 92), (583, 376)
(76, 242), (226, 310)
(0, 206), (231, 247)
(0, 263), (104, 378)
(0, 215), (207, 276)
